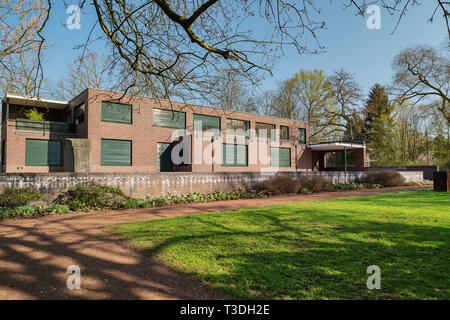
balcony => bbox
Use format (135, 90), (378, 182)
(15, 119), (76, 135)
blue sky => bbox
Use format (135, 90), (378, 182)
(42, 1), (447, 98)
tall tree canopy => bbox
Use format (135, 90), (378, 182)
(363, 84), (395, 165)
(0, 0), (448, 99)
(392, 44), (450, 123)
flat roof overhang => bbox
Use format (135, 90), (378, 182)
(308, 142), (366, 151)
(3, 94), (69, 110)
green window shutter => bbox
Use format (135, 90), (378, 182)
(153, 109), (186, 130)
(25, 139), (61, 166)
(298, 128), (306, 144)
(222, 144), (248, 167)
(101, 139), (132, 166)
(101, 102), (132, 124)
(270, 147), (291, 167)
(194, 114), (220, 136)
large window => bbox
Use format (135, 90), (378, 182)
(280, 125), (289, 140)
(325, 151), (354, 168)
(193, 114), (220, 136)
(101, 102), (132, 124)
(25, 139), (61, 166)
(226, 119), (250, 139)
(222, 144), (248, 167)
(74, 104), (85, 125)
(270, 147), (291, 167)
(298, 128), (306, 144)
(256, 122), (275, 141)
(101, 139), (132, 166)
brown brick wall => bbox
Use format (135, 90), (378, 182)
(84, 88), (312, 173)
(2, 88), (313, 173)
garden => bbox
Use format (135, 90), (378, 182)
(0, 171), (431, 219)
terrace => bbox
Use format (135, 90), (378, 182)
(2, 94), (74, 135)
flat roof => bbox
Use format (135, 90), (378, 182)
(3, 94), (68, 110)
(308, 142), (366, 151)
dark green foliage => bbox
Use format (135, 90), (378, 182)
(122, 198), (151, 209)
(55, 181), (128, 211)
(298, 176), (332, 193)
(358, 171), (406, 187)
(331, 182), (382, 191)
(252, 175), (300, 195)
(0, 189), (43, 208)
(0, 204), (70, 219)
(362, 84), (395, 165)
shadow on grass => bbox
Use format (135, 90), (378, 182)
(125, 199), (449, 300)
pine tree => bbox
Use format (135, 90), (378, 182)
(362, 84), (394, 166)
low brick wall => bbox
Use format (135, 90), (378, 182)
(366, 165), (438, 180)
(0, 171), (424, 204)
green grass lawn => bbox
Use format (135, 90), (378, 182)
(110, 190), (450, 299)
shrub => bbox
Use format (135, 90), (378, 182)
(45, 204), (70, 214)
(24, 107), (45, 121)
(0, 189), (43, 208)
(253, 175), (300, 195)
(358, 171), (405, 187)
(331, 182), (382, 192)
(14, 205), (37, 216)
(298, 176), (332, 193)
(54, 181), (128, 211)
(122, 198), (150, 209)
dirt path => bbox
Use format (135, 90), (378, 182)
(0, 186), (430, 300)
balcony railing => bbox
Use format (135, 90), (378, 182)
(15, 119), (75, 134)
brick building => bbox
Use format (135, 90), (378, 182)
(1, 89), (366, 173)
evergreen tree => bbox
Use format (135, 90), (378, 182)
(362, 84), (395, 165)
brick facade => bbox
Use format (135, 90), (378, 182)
(2, 88), (313, 173)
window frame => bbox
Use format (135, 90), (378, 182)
(270, 147), (291, 168)
(25, 139), (62, 166)
(298, 128), (306, 144)
(101, 101), (132, 124)
(100, 138), (132, 166)
(193, 113), (221, 136)
(256, 122), (276, 141)
(226, 118), (250, 139)
(222, 143), (248, 167)
(73, 103), (85, 125)
(280, 125), (289, 140)
(153, 108), (186, 130)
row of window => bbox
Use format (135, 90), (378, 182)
(24, 139), (292, 168)
(85, 102), (307, 144)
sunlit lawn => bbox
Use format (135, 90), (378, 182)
(110, 190), (450, 299)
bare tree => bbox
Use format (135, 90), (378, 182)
(327, 69), (364, 139)
(392, 45), (450, 122)
(54, 52), (112, 100)
(270, 78), (301, 120)
(347, 0), (449, 37)
(0, 51), (50, 96)
(2, 0), (448, 100)
(209, 70), (257, 113)
(0, 0), (48, 62)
